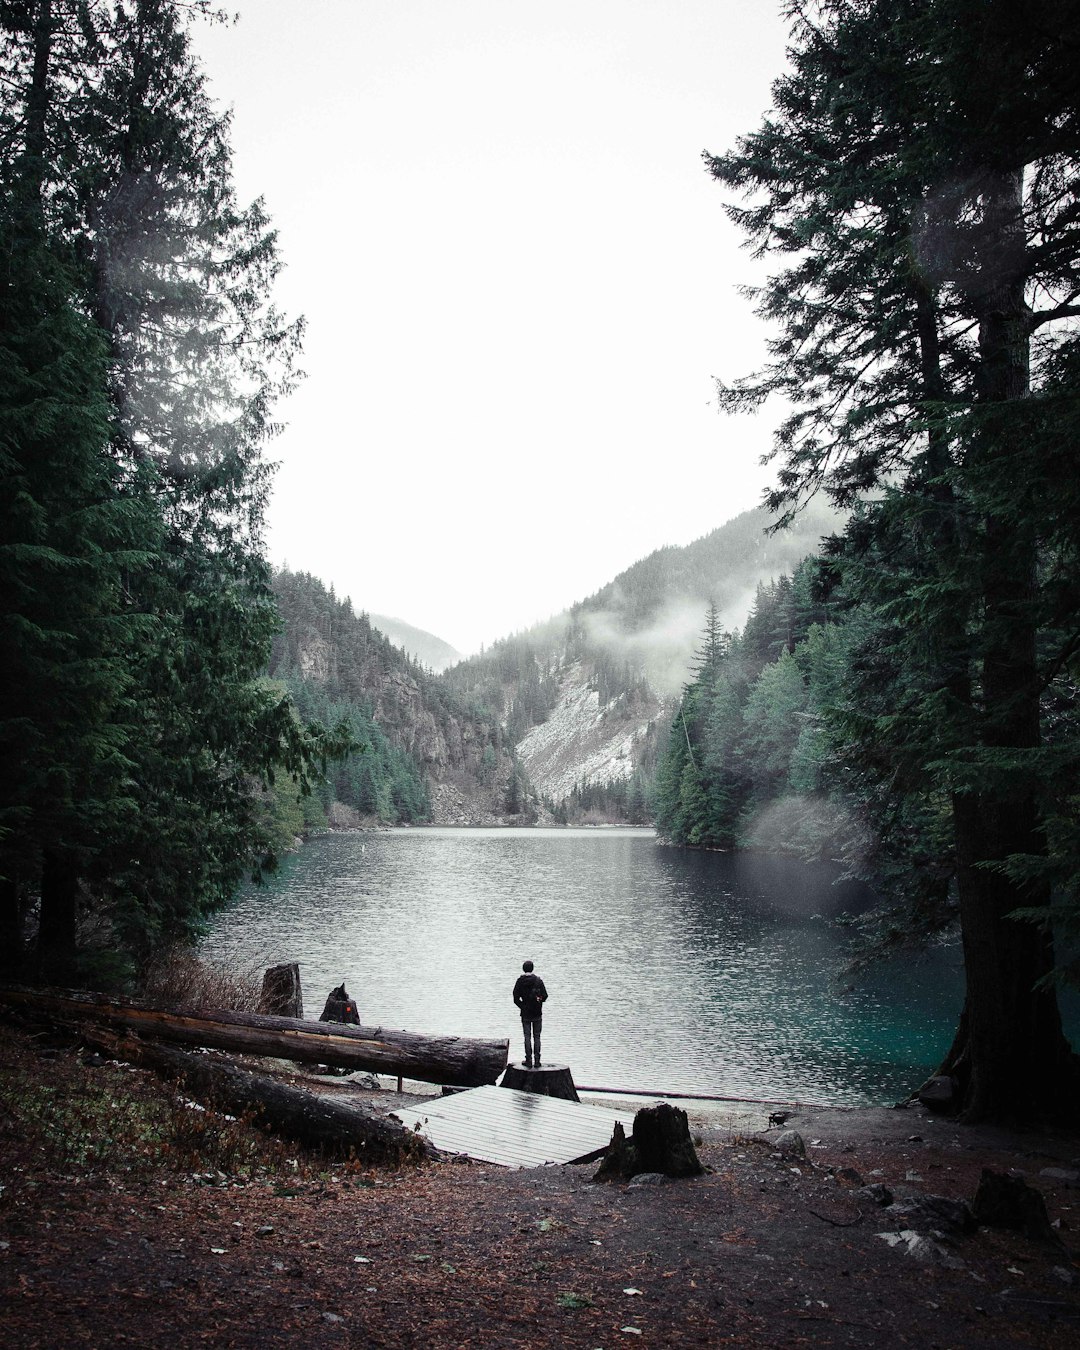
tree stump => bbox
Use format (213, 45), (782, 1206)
(500, 1062), (579, 1102)
(594, 1101), (704, 1181)
(973, 1169), (1062, 1247)
(319, 982), (360, 1024)
(258, 963), (303, 1019)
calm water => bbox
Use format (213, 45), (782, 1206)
(202, 827), (967, 1107)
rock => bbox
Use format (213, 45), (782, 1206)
(628, 1172), (669, 1188)
(856, 1182), (894, 1207)
(917, 1074), (958, 1113)
(1039, 1167), (1080, 1184)
(774, 1129), (806, 1158)
(877, 1229), (964, 1268)
(973, 1169), (1062, 1246)
(836, 1166), (865, 1186)
(888, 1195), (976, 1239)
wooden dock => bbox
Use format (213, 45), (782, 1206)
(392, 1084), (637, 1168)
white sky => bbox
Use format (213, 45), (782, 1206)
(190, 1), (791, 655)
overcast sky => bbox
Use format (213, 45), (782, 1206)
(190, 1), (792, 655)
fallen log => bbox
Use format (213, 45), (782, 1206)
(103, 1033), (433, 1163)
(0, 984), (507, 1088)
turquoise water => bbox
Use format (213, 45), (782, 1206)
(202, 827), (966, 1107)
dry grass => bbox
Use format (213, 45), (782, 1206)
(138, 945), (264, 1012)
(0, 1020), (308, 1184)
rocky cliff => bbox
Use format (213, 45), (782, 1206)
(270, 571), (526, 825)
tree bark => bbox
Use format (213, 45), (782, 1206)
(107, 1035), (433, 1164)
(0, 876), (24, 978)
(36, 849), (78, 982)
(258, 963), (303, 1019)
(942, 166), (1080, 1123)
(0, 984), (508, 1088)
(501, 1062), (579, 1101)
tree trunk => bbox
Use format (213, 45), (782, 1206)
(106, 1035), (432, 1164)
(594, 1102), (704, 1181)
(0, 984), (508, 1088)
(0, 876), (23, 978)
(258, 963), (303, 1019)
(942, 166), (1080, 1123)
(501, 1062), (579, 1101)
(36, 849), (78, 982)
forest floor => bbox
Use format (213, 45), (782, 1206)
(2, 1015), (1080, 1348)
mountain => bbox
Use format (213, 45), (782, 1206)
(269, 571), (528, 827)
(369, 614), (461, 673)
(270, 504), (840, 828)
(570, 500), (840, 696)
(441, 502), (840, 808)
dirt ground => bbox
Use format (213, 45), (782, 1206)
(2, 1023), (1080, 1348)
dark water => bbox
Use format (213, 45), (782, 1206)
(201, 827), (967, 1106)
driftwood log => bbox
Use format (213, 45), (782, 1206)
(105, 1034), (432, 1163)
(0, 984), (507, 1088)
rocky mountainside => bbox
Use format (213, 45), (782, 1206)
(270, 571), (527, 826)
(442, 502), (839, 806)
(514, 664), (663, 804)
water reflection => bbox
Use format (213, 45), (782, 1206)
(202, 828), (964, 1106)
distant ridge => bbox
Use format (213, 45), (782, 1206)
(369, 614), (461, 673)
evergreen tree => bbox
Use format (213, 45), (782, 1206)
(708, 0), (1080, 1120)
(0, 2), (335, 975)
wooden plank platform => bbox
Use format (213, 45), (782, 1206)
(392, 1084), (637, 1168)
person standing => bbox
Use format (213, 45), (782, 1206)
(512, 959), (548, 1068)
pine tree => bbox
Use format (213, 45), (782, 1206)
(1, 2), (336, 973)
(709, 0), (1080, 1121)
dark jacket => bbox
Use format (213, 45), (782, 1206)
(513, 972), (548, 1020)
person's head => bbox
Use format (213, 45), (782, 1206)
(522, 960), (534, 973)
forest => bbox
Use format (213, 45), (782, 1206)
(653, 0), (1080, 1123)
(0, 1), (343, 984)
(2, 0), (1079, 1130)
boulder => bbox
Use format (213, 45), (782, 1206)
(888, 1194), (976, 1239)
(773, 1129), (806, 1158)
(917, 1074), (958, 1113)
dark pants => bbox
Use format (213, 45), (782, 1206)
(522, 1015), (542, 1066)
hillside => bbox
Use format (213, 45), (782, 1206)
(441, 502), (839, 808)
(369, 614), (461, 673)
(269, 506), (839, 826)
(571, 500), (840, 695)
(269, 571), (529, 827)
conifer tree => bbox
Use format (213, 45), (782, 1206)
(709, 0), (1080, 1120)
(1, 1), (336, 974)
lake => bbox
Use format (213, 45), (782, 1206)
(201, 827), (973, 1107)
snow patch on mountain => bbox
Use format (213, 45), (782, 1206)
(516, 663), (659, 802)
